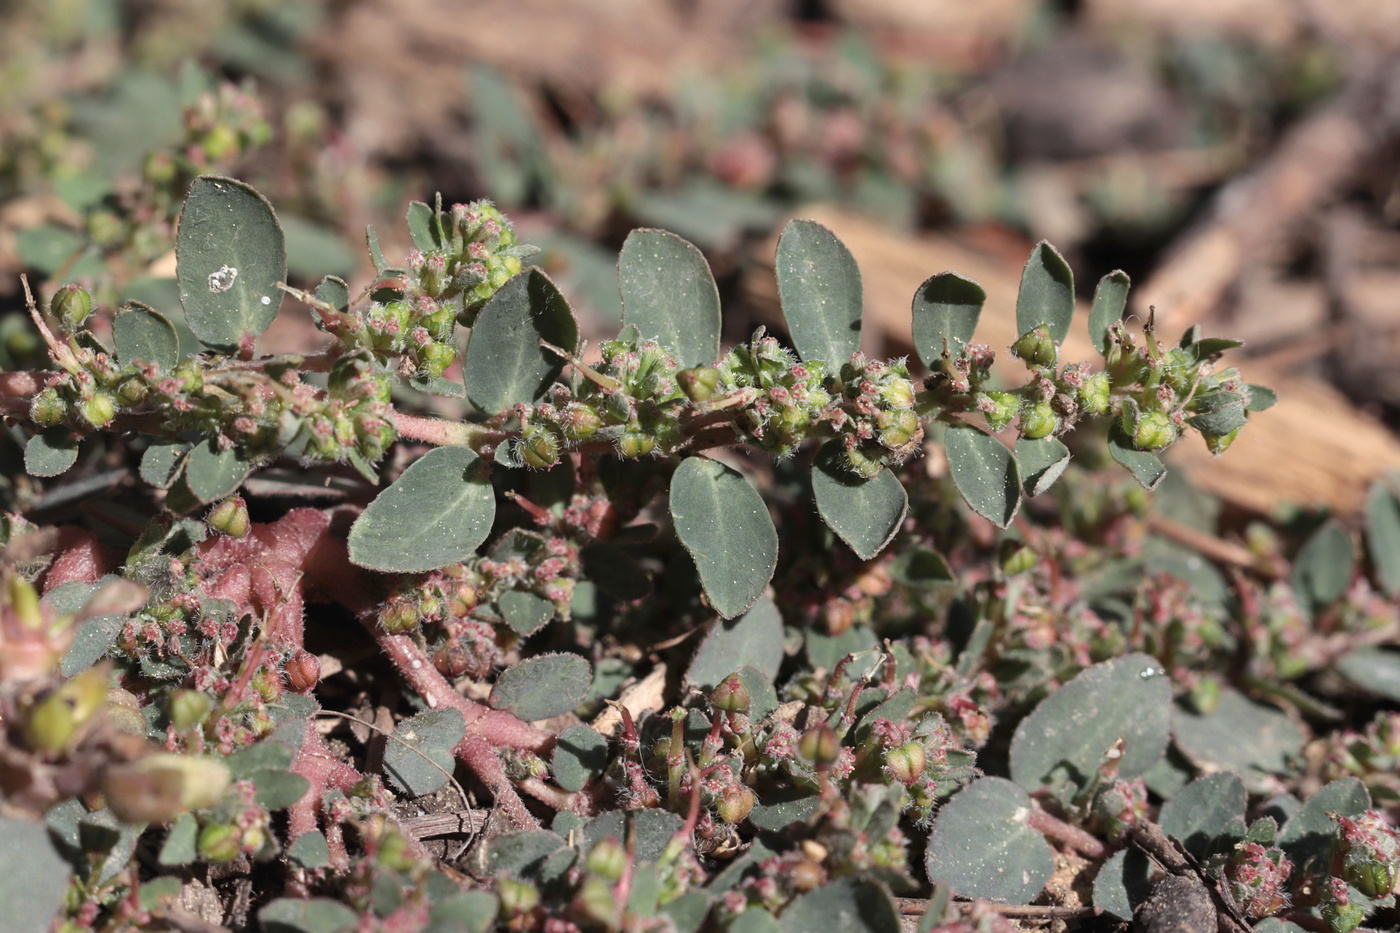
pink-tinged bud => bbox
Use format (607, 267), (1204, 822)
(1222, 842), (1292, 919)
(712, 674), (751, 714)
(1334, 811), (1400, 898)
(716, 784), (756, 824)
(799, 724), (840, 765)
(284, 650), (320, 692)
(207, 496), (250, 538)
(885, 742), (926, 784)
(679, 366), (722, 403)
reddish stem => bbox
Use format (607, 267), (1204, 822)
(1026, 808), (1107, 859)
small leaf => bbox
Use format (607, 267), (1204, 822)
(775, 219), (862, 365)
(250, 769), (312, 810)
(618, 229), (721, 368)
(25, 429), (78, 477)
(0, 816), (72, 933)
(944, 425), (1021, 528)
(490, 653), (591, 721)
(463, 268), (578, 415)
(61, 611), (126, 676)
(1336, 647), (1400, 702)
(1015, 241), (1074, 344)
(749, 792), (821, 831)
(686, 594), (784, 690)
(1087, 270), (1129, 355)
(779, 878), (901, 933)
(1246, 384), (1278, 412)
(498, 589), (554, 636)
(227, 718), (305, 778)
(139, 439), (190, 489)
(113, 303), (180, 371)
(314, 274), (350, 313)
(1291, 520), (1354, 611)
(429, 891), (499, 933)
(1159, 772), (1247, 860)
(1108, 423), (1167, 490)
(348, 447), (495, 573)
(925, 777), (1055, 903)
(582, 809), (683, 862)
(811, 440), (908, 560)
(1009, 653), (1171, 793)
(176, 175), (286, 351)
(184, 436), (251, 503)
(670, 456), (779, 619)
(1014, 436), (1070, 497)
(889, 547), (954, 588)
(1174, 689), (1305, 785)
(551, 725), (609, 793)
(488, 831), (570, 880)
(1093, 848), (1154, 920)
(1187, 388), (1248, 438)
(406, 200), (441, 252)
(1365, 481), (1400, 597)
(287, 831), (331, 870)
(1279, 778), (1370, 875)
(910, 272), (984, 366)
(259, 897), (358, 933)
(158, 813), (199, 866)
(384, 707), (466, 797)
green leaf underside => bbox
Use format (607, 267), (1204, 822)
(1365, 481), (1400, 597)
(1088, 270), (1129, 356)
(406, 200), (441, 252)
(384, 707), (466, 797)
(618, 229), (722, 369)
(25, 429), (79, 477)
(113, 303), (180, 371)
(925, 777), (1054, 904)
(185, 436), (251, 502)
(1014, 436), (1071, 498)
(687, 593), (785, 689)
(140, 439), (191, 488)
(489, 653), (592, 721)
(775, 219), (862, 366)
(1107, 424), (1167, 490)
(778, 878), (902, 933)
(552, 725), (609, 793)
(464, 268), (578, 415)
(1093, 849), (1154, 920)
(910, 271), (985, 366)
(944, 425), (1021, 528)
(670, 456), (779, 619)
(1009, 653), (1171, 792)
(176, 175), (286, 350)
(812, 441), (908, 560)
(1159, 772), (1247, 860)
(499, 589), (555, 636)
(1174, 688), (1305, 782)
(1016, 241), (1074, 344)
(0, 816), (72, 933)
(1291, 520), (1355, 611)
(1336, 647), (1400, 702)
(348, 446), (495, 573)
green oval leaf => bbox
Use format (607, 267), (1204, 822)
(259, 897), (358, 933)
(1013, 436), (1070, 498)
(498, 589), (555, 636)
(1174, 688), (1305, 786)
(670, 456), (779, 619)
(348, 447), (495, 572)
(1159, 772), (1247, 860)
(1015, 241), (1074, 344)
(250, 768), (312, 810)
(1291, 520), (1354, 612)
(686, 594), (785, 690)
(1365, 481), (1400, 597)
(1093, 848), (1154, 920)
(0, 816), (72, 933)
(1009, 653), (1171, 794)
(490, 653), (592, 721)
(406, 200), (442, 252)
(779, 878), (901, 933)
(925, 777), (1054, 904)
(1088, 270), (1129, 356)
(911, 271), (985, 366)
(811, 441), (908, 559)
(384, 707), (466, 797)
(463, 268), (578, 415)
(113, 302), (180, 371)
(1107, 423), (1167, 490)
(184, 436), (251, 503)
(25, 429), (78, 478)
(1279, 778), (1370, 876)
(618, 229), (721, 368)
(176, 175), (286, 351)
(775, 219), (862, 365)
(552, 725), (609, 793)
(944, 425), (1021, 529)
(139, 439), (191, 489)
(1336, 647), (1400, 702)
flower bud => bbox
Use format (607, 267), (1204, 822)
(201, 123), (242, 163)
(50, 285), (93, 331)
(198, 823), (241, 863)
(585, 837), (627, 882)
(875, 740), (922, 787)
(379, 600), (419, 634)
(519, 424), (561, 469)
(1205, 427), (1241, 457)
(169, 689), (213, 731)
(1223, 842), (1292, 919)
(115, 376), (148, 406)
(880, 377), (916, 410)
(1012, 326), (1058, 368)
(31, 390), (67, 427)
(561, 403), (602, 441)
(420, 341), (456, 378)
(1321, 879), (1363, 933)
(376, 828), (417, 873)
(799, 724), (840, 765)
(712, 674), (751, 714)
(998, 539), (1038, 576)
(103, 753), (231, 823)
(617, 431), (656, 459)
(978, 391), (1020, 433)
(1131, 410), (1177, 451)
(80, 393), (117, 428)
(85, 210), (124, 248)
(498, 878), (539, 917)
(844, 443), (884, 480)
(284, 650), (320, 692)
(449, 583), (479, 617)
(877, 409), (921, 450)
(25, 665), (108, 755)
(716, 785), (756, 825)
(1335, 811), (1400, 898)
(573, 877), (620, 929)
(1078, 371), (1111, 416)
(208, 496), (250, 538)
(679, 366), (722, 403)
(1019, 401), (1057, 440)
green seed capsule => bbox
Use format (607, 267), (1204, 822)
(1132, 410), (1177, 451)
(1012, 326), (1058, 368)
(1019, 401), (1057, 439)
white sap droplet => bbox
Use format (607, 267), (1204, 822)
(260, 295), (271, 305)
(425, 694), (438, 708)
(1139, 666), (1166, 680)
(410, 659), (423, 670)
(207, 265), (238, 293)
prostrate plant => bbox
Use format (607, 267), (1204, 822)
(12, 167), (1398, 933)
